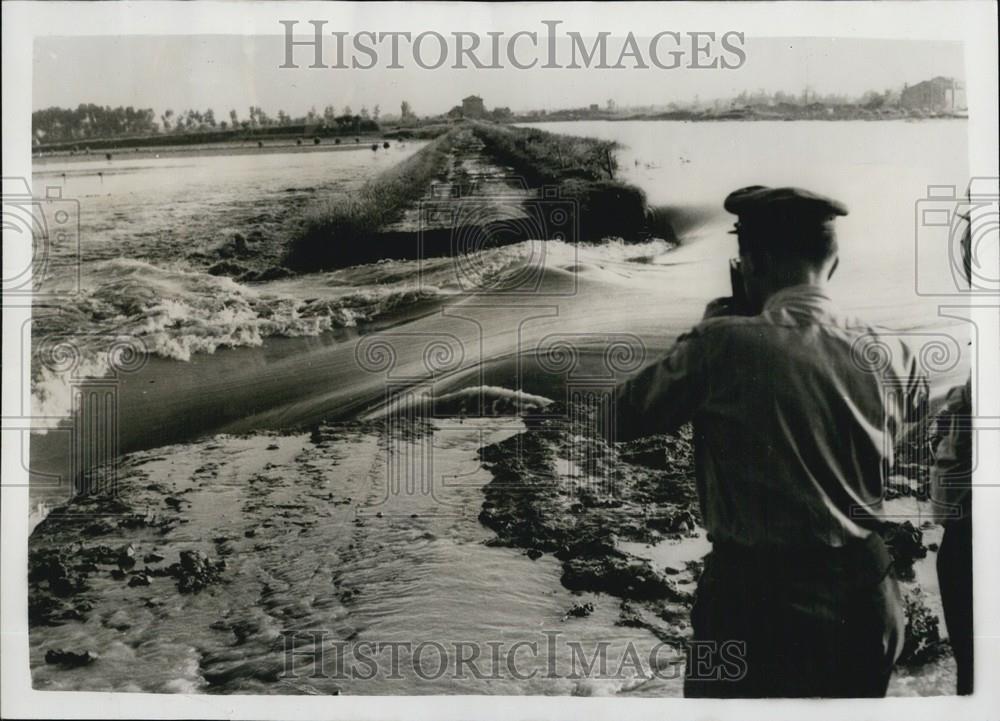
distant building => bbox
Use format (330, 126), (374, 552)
(461, 95), (486, 118)
(900, 77), (966, 111)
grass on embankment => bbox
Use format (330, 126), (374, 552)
(382, 123), (453, 140)
(470, 121), (619, 185)
(285, 129), (460, 270)
(470, 122), (652, 242)
(287, 122), (676, 271)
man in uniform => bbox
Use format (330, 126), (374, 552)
(614, 186), (928, 697)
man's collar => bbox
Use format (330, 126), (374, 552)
(762, 284), (834, 313)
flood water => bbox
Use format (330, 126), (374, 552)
(29, 120), (972, 431)
(32, 143), (426, 285)
(30, 420), (683, 696)
(523, 119), (972, 344)
(28, 143), (428, 426)
(28, 121), (968, 696)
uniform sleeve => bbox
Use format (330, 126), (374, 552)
(611, 329), (707, 442)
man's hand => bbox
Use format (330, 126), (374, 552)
(703, 296), (737, 320)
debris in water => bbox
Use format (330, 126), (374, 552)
(45, 649), (98, 668)
(565, 602), (595, 619)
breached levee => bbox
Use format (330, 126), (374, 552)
(27, 116), (958, 695)
(284, 121), (680, 271)
(28, 239), (686, 507)
(469, 122), (650, 243)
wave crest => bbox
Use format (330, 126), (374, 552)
(30, 258), (448, 426)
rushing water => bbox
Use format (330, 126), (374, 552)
(29, 122), (967, 696)
(31, 421), (684, 696)
(32, 144), (426, 285)
(30, 121), (972, 431)
(29, 144), (428, 424)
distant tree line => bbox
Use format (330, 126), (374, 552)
(33, 100), (421, 145)
(32, 104), (159, 143)
(518, 85), (918, 122)
(724, 87), (902, 109)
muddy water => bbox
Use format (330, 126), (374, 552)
(27, 123), (963, 697)
(32, 143), (427, 281)
(31, 419), (683, 696)
(31, 416), (956, 696)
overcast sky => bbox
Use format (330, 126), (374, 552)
(33, 34), (965, 118)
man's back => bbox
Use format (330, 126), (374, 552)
(650, 185), (917, 697)
(693, 284), (926, 547)
(619, 283), (923, 697)
(617, 283), (928, 548)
